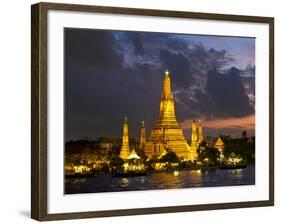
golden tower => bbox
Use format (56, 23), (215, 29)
(190, 120), (199, 161)
(139, 121), (146, 149)
(197, 120), (203, 143)
(145, 71), (196, 161)
(191, 120), (198, 143)
(119, 117), (130, 160)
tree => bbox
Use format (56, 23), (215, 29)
(160, 151), (179, 163)
(241, 130), (247, 139)
(197, 147), (220, 166)
(65, 153), (81, 167)
(223, 139), (250, 161)
(110, 156), (124, 167)
(106, 145), (121, 162)
(73, 159), (81, 167)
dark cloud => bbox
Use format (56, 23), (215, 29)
(65, 29), (164, 140)
(65, 28), (122, 70)
(165, 38), (235, 71)
(190, 67), (254, 119)
(65, 63), (163, 140)
(159, 49), (193, 88)
(126, 32), (144, 55)
(208, 48), (235, 69)
(165, 37), (189, 50)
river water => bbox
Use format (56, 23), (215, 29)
(65, 165), (255, 194)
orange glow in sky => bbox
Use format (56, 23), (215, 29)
(181, 114), (255, 133)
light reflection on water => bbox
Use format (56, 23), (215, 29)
(65, 165), (255, 194)
(120, 178), (129, 187)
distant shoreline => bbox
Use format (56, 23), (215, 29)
(65, 163), (255, 178)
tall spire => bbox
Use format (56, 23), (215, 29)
(139, 121), (146, 149)
(189, 120), (199, 161)
(191, 120), (198, 142)
(198, 120), (203, 144)
(119, 117), (130, 160)
(162, 70), (172, 99)
(158, 71), (177, 127)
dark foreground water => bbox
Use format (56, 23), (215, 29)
(65, 165), (255, 194)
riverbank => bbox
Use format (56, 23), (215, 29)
(65, 163), (255, 178)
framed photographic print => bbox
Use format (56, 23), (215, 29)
(31, 2), (274, 221)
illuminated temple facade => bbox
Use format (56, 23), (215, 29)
(144, 71), (198, 161)
(119, 117), (130, 160)
(119, 71), (203, 162)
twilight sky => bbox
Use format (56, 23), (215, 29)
(64, 28), (255, 141)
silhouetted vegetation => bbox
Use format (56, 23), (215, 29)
(197, 146), (221, 166)
(159, 151), (179, 163)
(223, 138), (255, 162)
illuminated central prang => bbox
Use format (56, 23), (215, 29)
(144, 71), (198, 161)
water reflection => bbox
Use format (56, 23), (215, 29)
(230, 169), (242, 175)
(140, 176), (145, 184)
(65, 165), (255, 194)
(65, 178), (87, 184)
(120, 178), (129, 187)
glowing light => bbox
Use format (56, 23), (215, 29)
(228, 157), (243, 165)
(74, 165), (91, 174)
(173, 170), (179, 176)
(165, 70), (169, 76)
(121, 178), (129, 186)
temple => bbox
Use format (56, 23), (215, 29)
(214, 136), (225, 152)
(144, 71), (197, 161)
(119, 71), (204, 162)
(119, 117), (131, 160)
